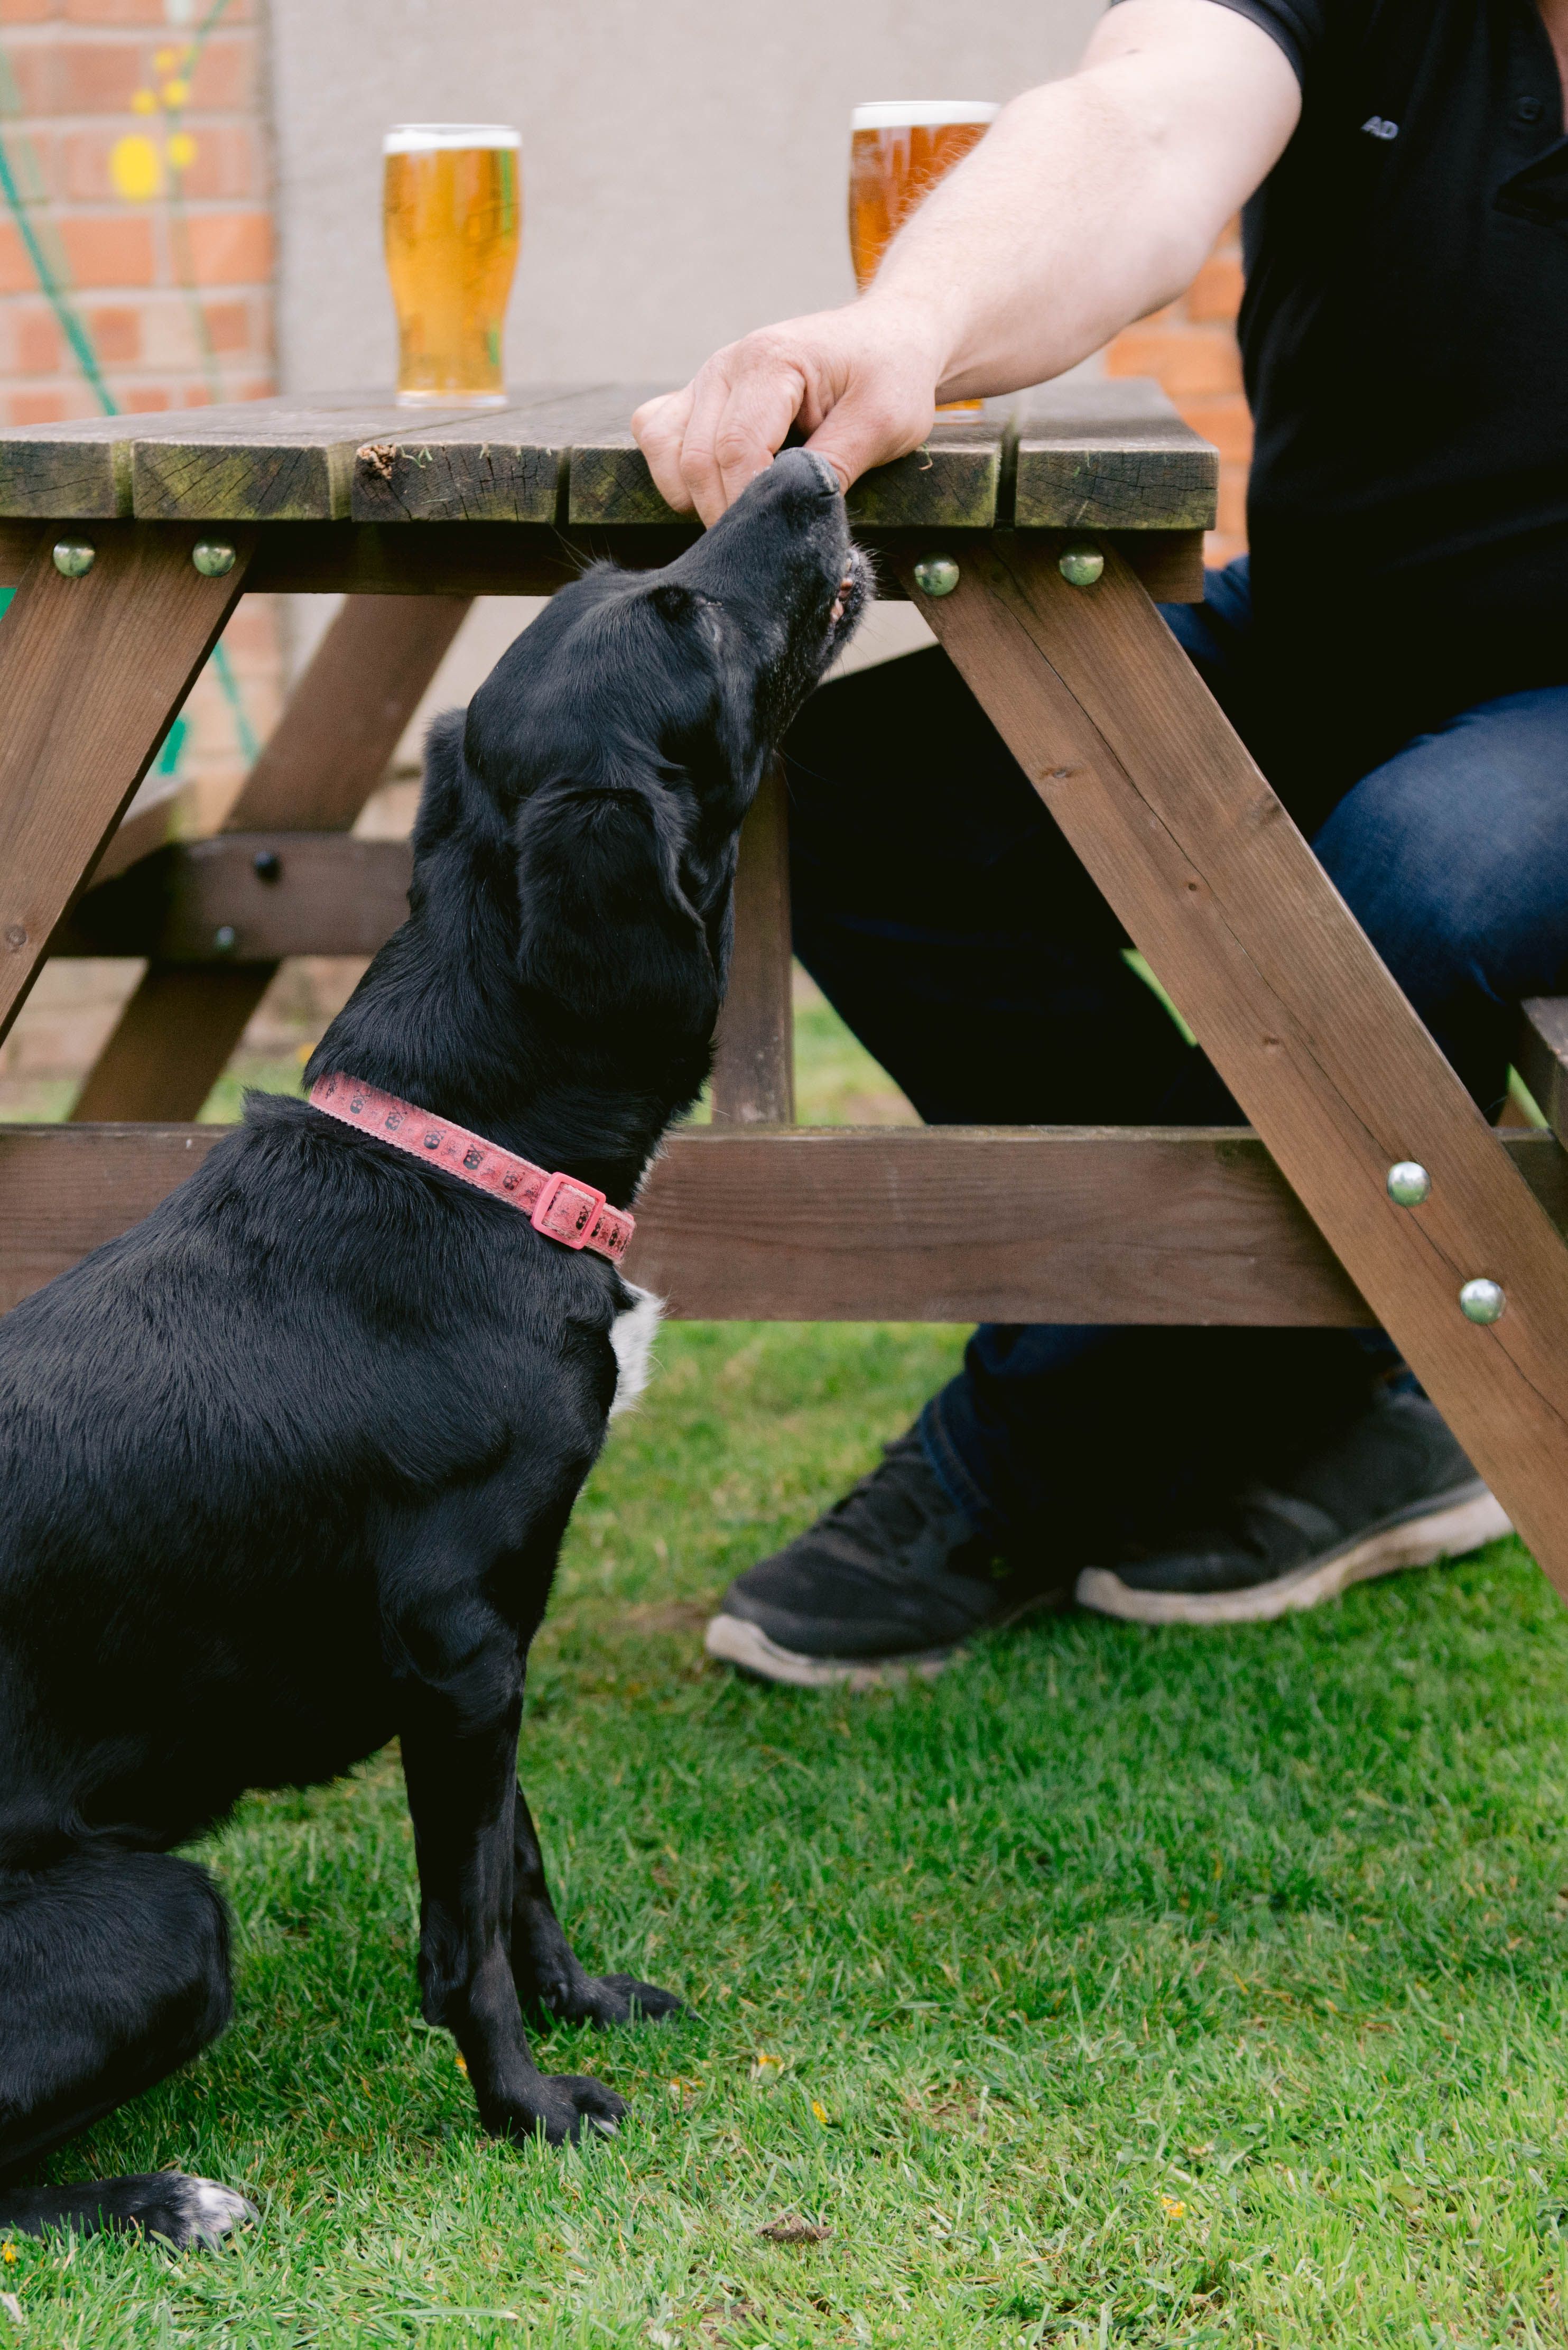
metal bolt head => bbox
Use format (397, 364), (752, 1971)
(1459, 1277), (1506, 1326)
(52, 540), (95, 578)
(213, 923), (237, 954)
(252, 849), (281, 883)
(192, 540), (237, 578)
(912, 554), (960, 599)
(1386, 1160), (1432, 1207)
(1059, 545), (1105, 589)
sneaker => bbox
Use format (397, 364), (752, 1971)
(704, 1430), (1061, 1688)
(1075, 1389), (1510, 1627)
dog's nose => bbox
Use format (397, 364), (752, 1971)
(804, 450), (843, 498)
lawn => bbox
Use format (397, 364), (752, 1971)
(6, 1000), (1568, 2345)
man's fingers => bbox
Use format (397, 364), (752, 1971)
(803, 387), (933, 498)
(632, 388), (699, 516)
(708, 363), (809, 514)
(677, 369), (743, 526)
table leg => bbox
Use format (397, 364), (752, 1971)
(710, 761), (794, 1125)
(0, 523), (254, 1051)
(70, 594), (472, 1122)
(898, 535), (1568, 1597)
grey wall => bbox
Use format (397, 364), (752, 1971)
(267, 0), (1103, 726)
(270, 0), (1102, 394)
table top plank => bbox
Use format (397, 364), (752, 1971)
(129, 393), (488, 522)
(845, 404), (1007, 530)
(349, 382), (617, 524)
(1014, 376), (1219, 531)
(0, 377), (1218, 530)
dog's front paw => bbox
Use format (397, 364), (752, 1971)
(552, 1971), (685, 2028)
(113, 2172), (257, 2251)
(490, 2073), (627, 2145)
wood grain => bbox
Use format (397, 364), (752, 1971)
(843, 411), (1006, 531)
(129, 397), (474, 523)
(899, 537), (1568, 1594)
(0, 395), (473, 522)
(0, 522), (253, 1049)
(4, 1119), (1565, 1325)
(1013, 377), (1219, 532)
(69, 593), (468, 1122)
(59, 834), (415, 961)
(351, 383), (617, 524)
(0, 376), (1215, 539)
(710, 765), (793, 1125)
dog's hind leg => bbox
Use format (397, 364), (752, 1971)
(0, 1847), (254, 2248)
(509, 1782), (683, 2029)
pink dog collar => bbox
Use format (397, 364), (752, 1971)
(308, 1073), (634, 1263)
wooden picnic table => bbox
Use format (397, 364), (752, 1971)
(5, 380), (1568, 1594)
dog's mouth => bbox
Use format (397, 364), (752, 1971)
(824, 543), (872, 652)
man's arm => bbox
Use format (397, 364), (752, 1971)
(634, 0), (1301, 523)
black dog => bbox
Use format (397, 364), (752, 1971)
(0, 450), (867, 2247)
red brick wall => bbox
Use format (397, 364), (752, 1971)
(0, 0), (284, 1097)
(1106, 216), (1250, 566)
(0, 0), (273, 417)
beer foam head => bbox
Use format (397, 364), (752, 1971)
(850, 101), (999, 131)
(384, 123), (522, 153)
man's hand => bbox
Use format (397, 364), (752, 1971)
(633, 0), (1298, 526)
(633, 296), (946, 526)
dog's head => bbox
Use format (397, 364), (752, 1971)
(437, 449), (869, 1040)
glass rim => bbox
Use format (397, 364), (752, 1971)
(384, 123), (521, 153)
(850, 100), (999, 131)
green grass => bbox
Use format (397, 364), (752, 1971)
(6, 1318), (1568, 2345)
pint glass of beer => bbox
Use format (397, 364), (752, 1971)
(383, 123), (522, 407)
(849, 101), (997, 413)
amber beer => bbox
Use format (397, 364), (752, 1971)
(383, 124), (521, 407)
(849, 101), (997, 413)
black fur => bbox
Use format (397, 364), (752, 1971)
(0, 451), (867, 2243)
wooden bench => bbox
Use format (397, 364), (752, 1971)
(6, 380), (1568, 1592)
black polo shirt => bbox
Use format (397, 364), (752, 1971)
(1117, 0), (1568, 802)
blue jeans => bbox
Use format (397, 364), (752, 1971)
(783, 558), (1568, 1555)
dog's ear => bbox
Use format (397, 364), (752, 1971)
(512, 764), (722, 1036)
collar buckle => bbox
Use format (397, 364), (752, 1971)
(530, 1169), (607, 1250)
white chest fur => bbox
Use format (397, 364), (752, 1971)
(608, 1283), (664, 1419)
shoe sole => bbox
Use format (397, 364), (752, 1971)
(702, 1612), (960, 1690)
(702, 1587), (1063, 1690)
(1074, 1484), (1512, 1627)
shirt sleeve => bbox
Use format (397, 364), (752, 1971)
(1106, 0), (1324, 86)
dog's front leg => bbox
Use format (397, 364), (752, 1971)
(391, 1571), (624, 2146)
(511, 1781), (683, 2028)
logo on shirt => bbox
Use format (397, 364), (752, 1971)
(1361, 115), (1399, 140)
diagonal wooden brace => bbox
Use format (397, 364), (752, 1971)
(0, 521), (254, 1049)
(897, 535), (1568, 1597)
(69, 590), (472, 1121)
